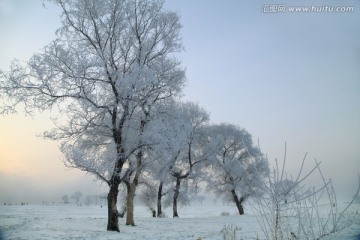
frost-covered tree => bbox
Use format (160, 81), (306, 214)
(154, 102), (213, 217)
(206, 123), (269, 215)
(61, 195), (70, 204)
(118, 101), (209, 220)
(130, 101), (211, 218)
(0, 0), (185, 232)
(252, 146), (360, 240)
(138, 172), (159, 217)
(137, 151), (173, 218)
(140, 100), (186, 217)
(71, 191), (83, 205)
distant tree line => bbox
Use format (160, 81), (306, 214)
(61, 191), (107, 206)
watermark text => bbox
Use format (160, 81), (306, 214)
(262, 5), (354, 13)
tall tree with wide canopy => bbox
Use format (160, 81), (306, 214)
(206, 123), (269, 215)
(0, 0), (185, 232)
(158, 101), (212, 217)
(134, 101), (213, 217)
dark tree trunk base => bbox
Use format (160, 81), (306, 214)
(107, 185), (120, 232)
(157, 182), (163, 218)
(231, 189), (245, 215)
(173, 177), (181, 218)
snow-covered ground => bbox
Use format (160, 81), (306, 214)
(0, 202), (359, 240)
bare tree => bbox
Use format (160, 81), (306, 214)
(0, 0), (185, 232)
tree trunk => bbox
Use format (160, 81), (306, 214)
(275, 201), (281, 240)
(107, 184), (120, 231)
(173, 177), (181, 217)
(157, 182), (163, 217)
(230, 189), (245, 215)
(125, 181), (137, 226)
(125, 118), (146, 225)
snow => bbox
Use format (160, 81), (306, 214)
(0, 202), (359, 240)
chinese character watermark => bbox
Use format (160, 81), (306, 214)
(262, 4), (354, 13)
(262, 4), (286, 13)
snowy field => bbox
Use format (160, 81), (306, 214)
(0, 202), (359, 240)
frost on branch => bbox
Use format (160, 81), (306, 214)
(251, 143), (360, 240)
(141, 101), (213, 217)
(205, 123), (269, 215)
(0, 0), (186, 232)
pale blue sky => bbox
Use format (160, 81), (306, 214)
(166, 0), (360, 197)
(0, 0), (359, 203)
